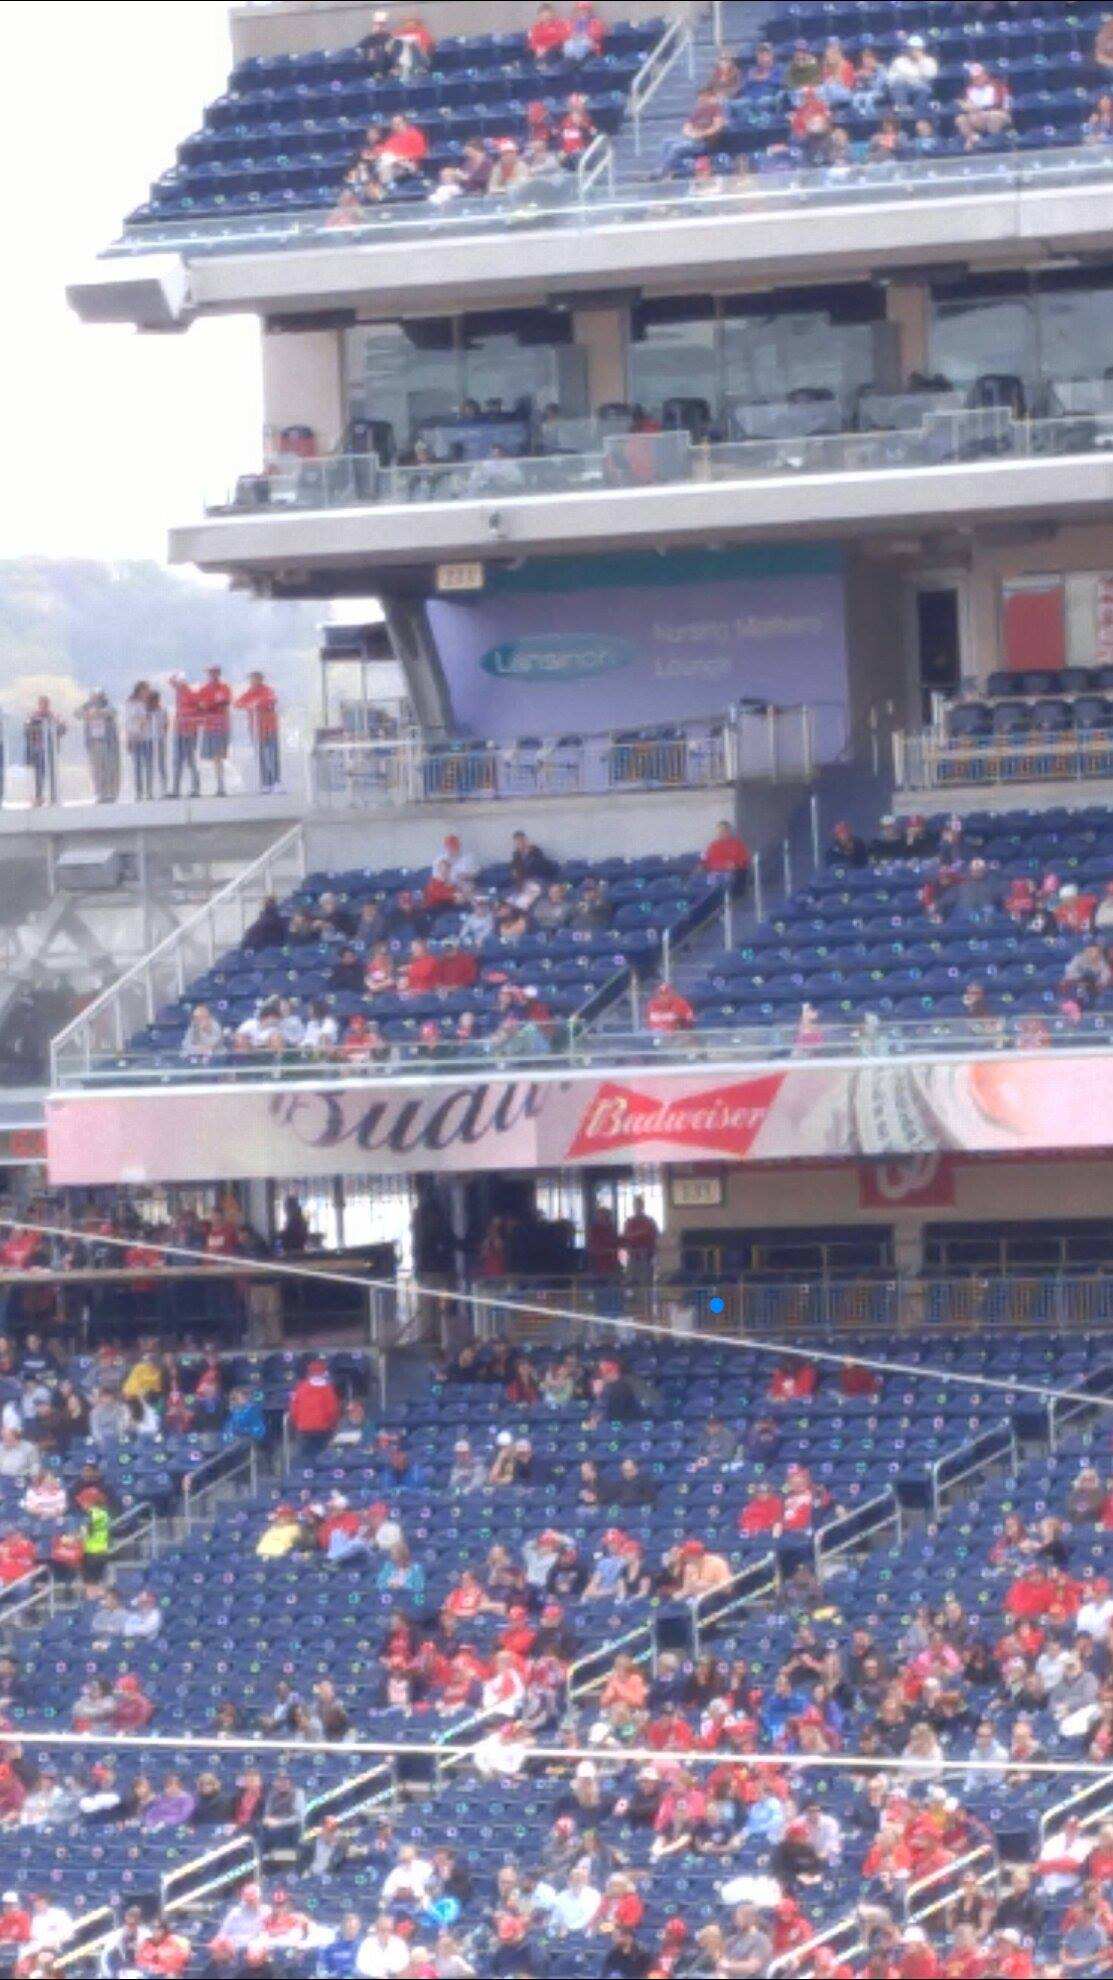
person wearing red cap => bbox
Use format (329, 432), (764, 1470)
(287, 1359), (341, 1459)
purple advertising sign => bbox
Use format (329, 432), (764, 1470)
(426, 551), (848, 757)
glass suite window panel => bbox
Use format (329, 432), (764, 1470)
(629, 316), (718, 415)
(930, 296), (1037, 390)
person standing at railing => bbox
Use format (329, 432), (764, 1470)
(621, 1195), (659, 1290)
(23, 696), (65, 808)
(168, 673), (202, 799)
(75, 690), (120, 804)
(196, 664), (233, 796)
(148, 686), (169, 796)
(124, 681), (154, 800)
(235, 669), (281, 793)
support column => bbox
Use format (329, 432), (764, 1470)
(572, 305), (630, 411)
(882, 280), (931, 388)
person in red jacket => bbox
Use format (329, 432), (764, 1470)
(646, 982), (695, 1035)
(196, 666), (233, 796)
(840, 1359), (880, 1398)
(529, 2), (569, 64)
(234, 671), (280, 793)
(738, 1484), (783, 1536)
(402, 940), (441, 995)
(0, 1228), (43, 1270)
(374, 113), (429, 186)
(701, 820), (752, 876)
(0, 1895), (29, 1947)
(288, 1359), (341, 1457)
(112, 1673), (154, 1731)
(768, 1360), (817, 1403)
(134, 1919), (193, 1978)
(0, 1534), (36, 1586)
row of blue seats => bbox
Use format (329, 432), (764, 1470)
(949, 696), (1113, 740)
(760, 1), (1093, 51)
(209, 58), (641, 124)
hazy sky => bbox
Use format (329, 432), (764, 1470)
(4, 2), (261, 564)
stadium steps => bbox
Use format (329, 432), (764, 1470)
(610, 1), (771, 186)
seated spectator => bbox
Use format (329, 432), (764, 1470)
(867, 114), (907, 162)
(392, 13), (434, 79)
(701, 820), (751, 876)
(534, 881), (572, 931)
(888, 33), (939, 111)
(558, 92), (597, 166)
(329, 947), (366, 995)
(852, 44), (887, 114)
(956, 63), (1012, 146)
(363, 944), (396, 994)
(741, 41), (781, 96)
(340, 1016), (388, 1064)
(529, 2), (569, 65)
(1061, 943), (1112, 1004)
(243, 894), (286, 951)
(565, 0), (607, 63)
(1056, 882), (1098, 934)
(664, 89), (727, 171)
(828, 819), (868, 866)
(1088, 92), (1113, 144)
(235, 998), (284, 1055)
(303, 998), (339, 1056)
(646, 981), (695, 1034)
(181, 1003), (223, 1059)
(790, 87), (834, 158)
(459, 137), (494, 196)
(785, 39), (822, 91)
(422, 859), (461, 914)
(360, 9), (397, 80)
(311, 891), (356, 940)
(1097, 14), (1113, 70)
(511, 829), (559, 889)
(708, 52), (741, 98)
(374, 114), (429, 187)
(485, 138), (530, 191)
(285, 910), (316, 946)
(818, 36), (856, 108)
(571, 876), (610, 930)
(402, 938), (441, 995)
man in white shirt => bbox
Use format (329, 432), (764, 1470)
(381, 1844), (435, 1906)
(888, 33), (938, 109)
(28, 1895), (74, 1954)
(0, 1429), (36, 1481)
(356, 1913), (409, 1978)
(215, 1885), (266, 1952)
(441, 834), (478, 888)
(1076, 1579), (1113, 1639)
(549, 1864), (601, 1935)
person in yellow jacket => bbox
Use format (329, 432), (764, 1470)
(121, 1343), (163, 1403)
(255, 1505), (304, 1559)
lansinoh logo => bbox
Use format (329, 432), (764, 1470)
(479, 635), (633, 682)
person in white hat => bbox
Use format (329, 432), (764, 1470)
(888, 32), (939, 111)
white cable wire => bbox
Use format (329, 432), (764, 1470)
(0, 1215), (1104, 1411)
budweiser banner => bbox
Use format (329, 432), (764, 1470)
(45, 1051), (1113, 1186)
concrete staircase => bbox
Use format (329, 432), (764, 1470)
(609, 2), (772, 187)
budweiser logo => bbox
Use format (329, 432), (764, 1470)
(566, 1075), (787, 1160)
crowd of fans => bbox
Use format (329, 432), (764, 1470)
(664, 16), (1113, 189)
(328, 4), (609, 224)
(179, 824), (745, 1070)
(9, 667), (281, 808)
(816, 811), (1113, 1045)
(0, 1325), (1110, 1972)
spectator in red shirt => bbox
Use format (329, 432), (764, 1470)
(646, 982), (695, 1035)
(375, 114), (429, 187)
(768, 1360), (817, 1402)
(422, 862), (459, 914)
(403, 940), (441, 995)
(558, 93), (596, 162)
(701, 820), (752, 876)
(529, 2), (569, 64)
(113, 1673), (154, 1732)
(840, 1360), (880, 1398)
(168, 674), (203, 799)
(234, 671), (280, 792)
(0, 1896), (29, 1947)
(0, 1534), (36, 1586)
(739, 1483), (784, 1536)
(1055, 884), (1098, 934)
(288, 1359), (341, 1457)
(196, 666), (232, 796)
(0, 1228), (43, 1269)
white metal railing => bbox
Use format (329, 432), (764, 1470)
(112, 142), (1113, 261)
(50, 822), (307, 1084)
(0, 1564), (56, 1629)
(208, 413), (1113, 520)
(905, 1843), (997, 1927)
(568, 1619), (655, 1701)
(310, 706), (816, 811)
(690, 1550), (778, 1657)
(1049, 1362), (1113, 1451)
(629, 15), (696, 155)
(814, 1489), (902, 1570)
(181, 1439), (258, 1528)
(161, 1833), (260, 1913)
(896, 729), (1113, 792)
(60, 1009), (1113, 1091)
(577, 130), (615, 200)
(930, 1423), (1017, 1517)
(303, 1762), (396, 1839)
(108, 1500), (159, 1566)
(0, 705), (311, 816)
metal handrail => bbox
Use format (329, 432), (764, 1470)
(108, 1500), (159, 1565)
(629, 16), (695, 155)
(690, 1550), (778, 1658)
(577, 130), (615, 200)
(110, 142), (1113, 261)
(1039, 1771), (1113, 1849)
(182, 1439), (258, 1527)
(0, 1564), (56, 1629)
(303, 1761), (396, 1839)
(814, 1489), (901, 1570)
(50, 822), (307, 1082)
(896, 728), (1113, 793)
(1050, 1361), (1113, 1451)
(906, 1842), (997, 1926)
(930, 1422), (1017, 1518)
(57, 1009), (1113, 1090)
(56, 1908), (116, 1974)
(161, 1833), (260, 1914)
